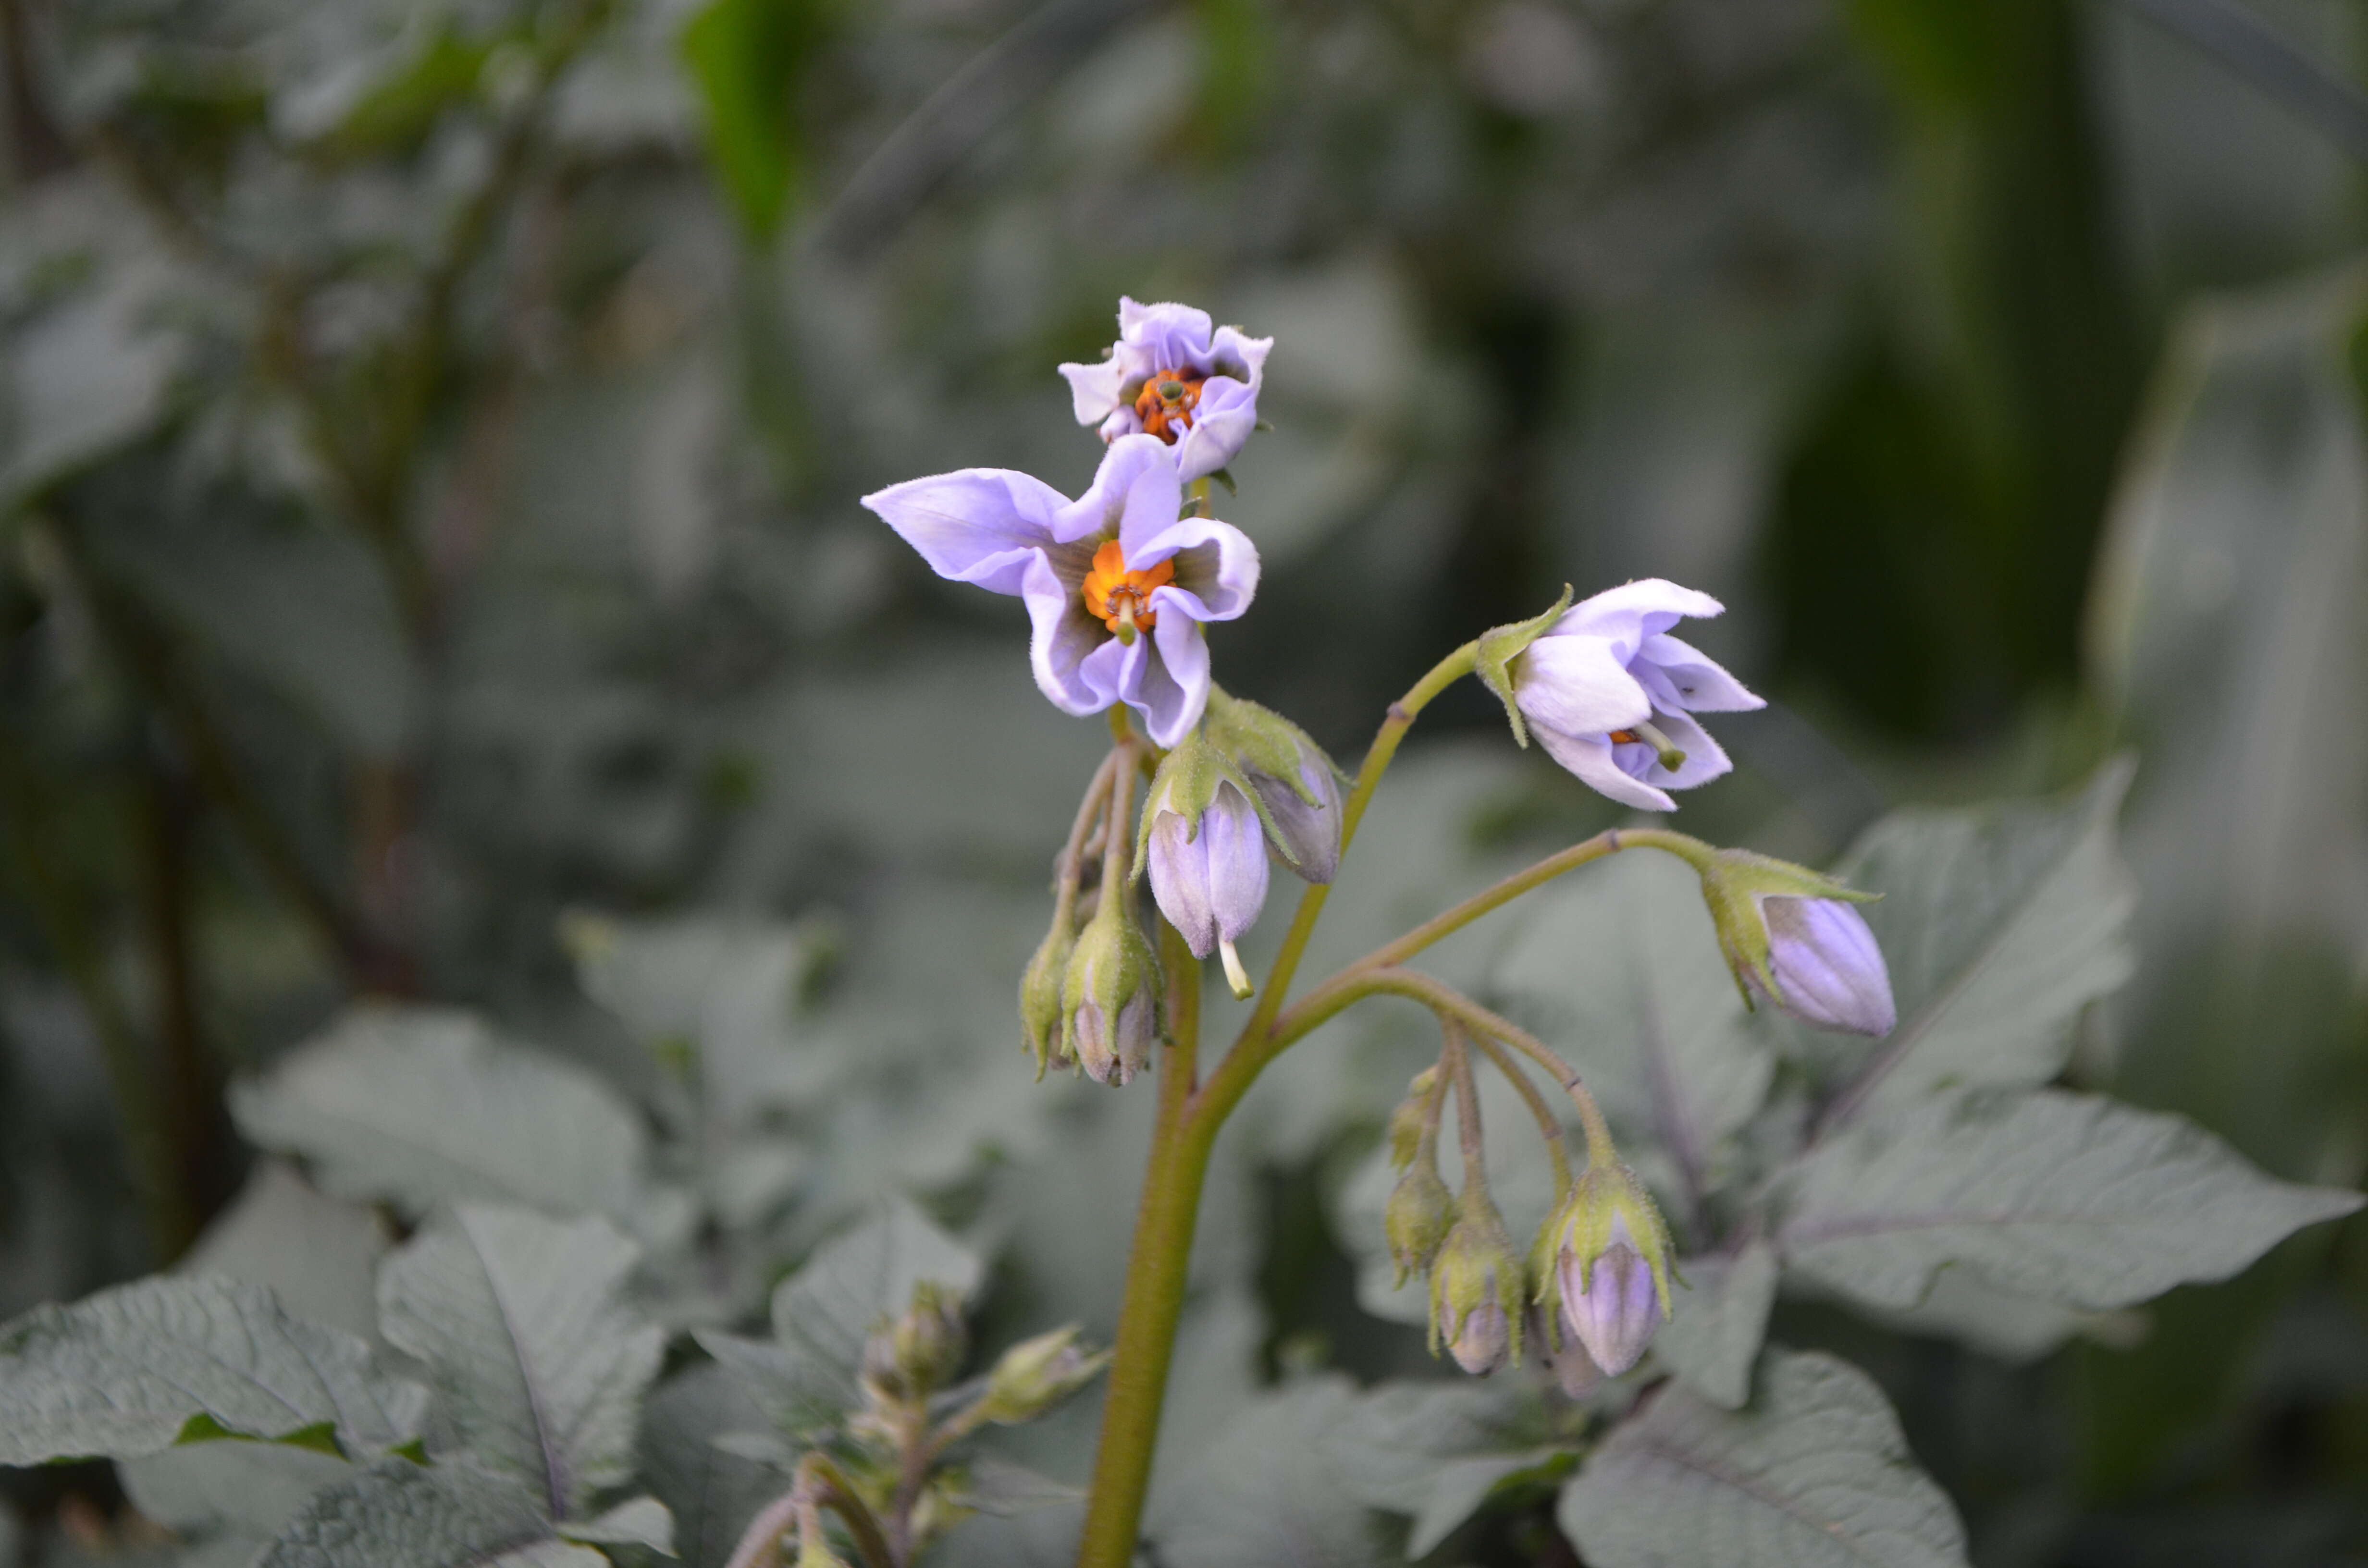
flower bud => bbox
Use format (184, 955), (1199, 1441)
(1061, 898), (1163, 1086)
(1428, 1201), (1526, 1376)
(1698, 849), (1895, 1037)
(1386, 1066), (1440, 1171)
(865, 1280), (966, 1403)
(1019, 918), (1075, 1080)
(1384, 1156), (1455, 1288)
(1138, 734), (1270, 996)
(974, 1325), (1111, 1425)
(1540, 1162), (1676, 1377)
(1204, 686), (1345, 884)
(1531, 1305), (1603, 1399)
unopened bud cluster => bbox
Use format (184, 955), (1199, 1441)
(1019, 684), (1345, 1077)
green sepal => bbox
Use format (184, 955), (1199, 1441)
(1535, 1160), (1681, 1322)
(1427, 1194), (1527, 1369)
(1133, 727), (1295, 877)
(1472, 584), (1573, 749)
(1695, 848), (1878, 1013)
(1204, 685), (1344, 810)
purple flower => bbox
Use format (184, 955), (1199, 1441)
(1143, 769), (1270, 996)
(862, 435), (1259, 747)
(1752, 894), (1897, 1036)
(1511, 578), (1764, 811)
(1554, 1212), (1665, 1376)
(1059, 299), (1273, 483)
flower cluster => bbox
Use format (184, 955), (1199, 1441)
(863, 296), (1902, 1387)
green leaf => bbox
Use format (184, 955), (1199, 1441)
(178, 1161), (394, 1347)
(1492, 848), (1773, 1198)
(557, 1494), (676, 1553)
(1777, 1089), (2364, 1313)
(230, 1007), (665, 1230)
(377, 1206), (666, 1521)
(1813, 763), (2136, 1124)
(120, 1437), (356, 1539)
(563, 911), (830, 1118)
(1654, 1240), (1780, 1410)
(635, 1364), (786, 1568)
(256, 1461), (605, 1568)
(680, 0), (834, 238)
(1324, 1379), (1574, 1556)
(767, 1201), (984, 1405)
(1148, 1376), (1381, 1568)
(1559, 1349), (1969, 1568)
(0, 1275), (423, 1466)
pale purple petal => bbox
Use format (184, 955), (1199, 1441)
(1138, 613), (1208, 747)
(860, 468), (1066, 587)
(1202, 782), (1270, 944)
(1756, 895), (1897, 1036)
(1119, 299), (1216, 368)
(1250, 755), (1342, 884)
(1173, 374), (1257, 481)
(1555, 578), (1727, 663)
(1632, 632), (1763, 714)
(1058, 355), (1124, 426)
(1207, 324), (1273, 385)
(1059, 434), (1177, 545)
(1116, 446), (1184, 559)
(1513, 635), (1652, 739)
(1557, 1217), (1664, 1376)
(1139, 517), (1260, 620)
(1016, 551), (1110, 716)
(1097, 408), (1141, 443)
(1532, 725), (1676, 812)
(1072, 633), (1134, 715)
(1146, 810), (1217, 955)
(1631, 708), (1733, 792)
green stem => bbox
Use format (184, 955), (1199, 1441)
(1075, 921), (1202, 1568)
(1468, 1030), (1571, 1198)
(1075, 643), (1477, 1568)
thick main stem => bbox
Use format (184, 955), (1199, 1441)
(1075, 922), (1202, 1568)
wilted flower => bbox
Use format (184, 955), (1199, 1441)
(1699, 849), (1896, 1036)
(1540, 1163), (1676, 1377)
(862, 435), (1259, 747)
(1059, 298), (1274, 482)
(1501, 579), (1763, 811)
(1062, 897), (1163, 1086)
(1205, 686), (1344, 884)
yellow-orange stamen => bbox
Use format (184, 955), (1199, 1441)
(1082, 539), (1175, 637)
(1134, 366), (1206, 443)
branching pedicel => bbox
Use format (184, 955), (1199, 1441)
(860, 297), (1901, 1568)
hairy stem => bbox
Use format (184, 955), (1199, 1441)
(1468, 1030), (1572, 1198)
(1075, 920), (1203, 1568)
(1443, 1023), (1489, 1197)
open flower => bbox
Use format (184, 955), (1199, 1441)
(1510, 579), (1763, 811)
(862, 435), (1259, 747)
(1059, 299), (1273, 483)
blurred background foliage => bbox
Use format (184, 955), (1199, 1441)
(1, 0), (2366, 1562)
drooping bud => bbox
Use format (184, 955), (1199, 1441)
(974, 1325), (1111, 1425)
(1384, 1157), (1455, 1289)
(1531, 1305), (1603, 1399)
(1386, 1066), (1440, 1171)
(1204, 686), (1346, 884)
(1019, 919), (1075, 1079)
(1539, 1162), (1677, 1377)
(1698, 849), (1895, 1037)
(1137, 733), (1270, 997)
(1061, 898), (1162, 1086)
(1428, 1200), (1526, 1376)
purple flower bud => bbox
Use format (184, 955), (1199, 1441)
(1144, 778), (1270, 964)
(1061, 904), (1162, 1086)
(1204, 686), (1345, 885)
(1555, 1213), (1665, 1376)
(1748, 894), (1897, 1037)
(1440, 1297), (1510, 1376)
(1698, 849), (1896, 1037)
(1538, 1163), (1676, 1379)
(1429, 1206), (1526, 1377)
